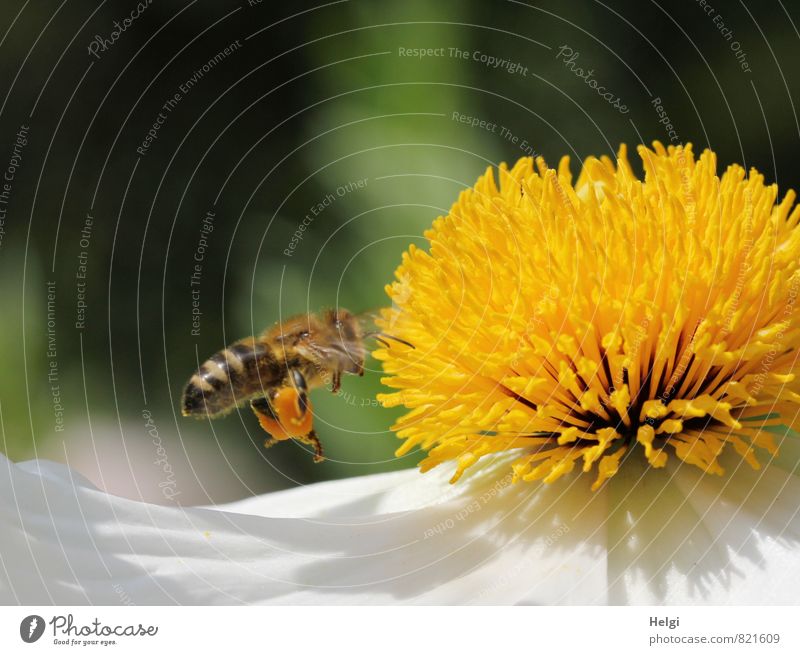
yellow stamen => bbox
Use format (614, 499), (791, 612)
(377, 143), (800, 489)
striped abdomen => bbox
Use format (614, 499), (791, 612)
(181, 338), (285, 418)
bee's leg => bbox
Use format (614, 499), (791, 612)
(250, 396), (284, 447)
(289, 368), (310, 416)
(301, 430), (324, 463)
(251, 396), (276, 420)
(331, 370), (341, 394)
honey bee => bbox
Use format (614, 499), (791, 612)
(181, 308), (411, 462)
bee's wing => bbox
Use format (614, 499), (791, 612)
(297, 326), (369, 371)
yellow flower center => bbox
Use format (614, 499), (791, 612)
(376, 142), (799, 490)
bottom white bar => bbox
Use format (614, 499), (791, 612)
(0, 606), (796, 654)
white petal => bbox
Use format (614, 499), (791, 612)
(604, 452), (800, 604)
(1, 452), (608, 604)
(1, 449), (798, 605)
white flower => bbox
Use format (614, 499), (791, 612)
(1, 450), (799, 604)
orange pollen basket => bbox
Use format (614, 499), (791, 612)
(256, 388), (314, 441)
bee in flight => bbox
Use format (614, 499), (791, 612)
(181, 308), (411, 462)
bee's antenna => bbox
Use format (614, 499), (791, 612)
(367, 332), (415, 349)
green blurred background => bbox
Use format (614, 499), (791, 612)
(0, 0), (797, 503)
